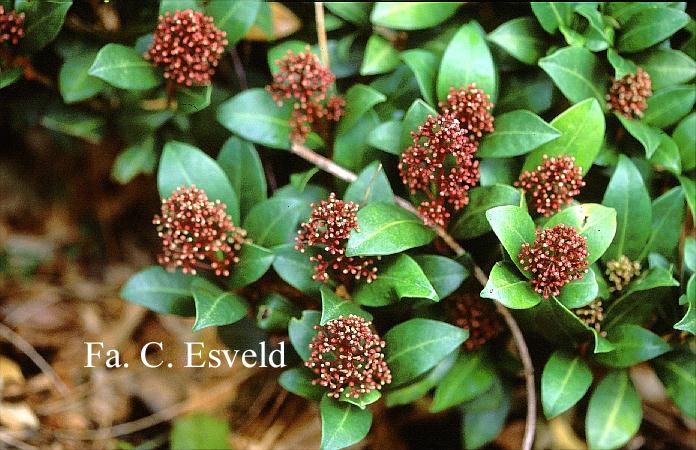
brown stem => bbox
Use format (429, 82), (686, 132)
(289, 141), (537, 450)
(314, 2), (330, 69)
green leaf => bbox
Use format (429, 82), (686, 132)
(642, 187), (684, 260)
(278, 367), (324, 401)
(522, 98), (605, 175)
(673, 113), (696, 171)
(341, 390), (382, 410)
(333, 110), (381, 174)
(344, 161), (394, 206)
(0, 67), (22, 89)
(538, 46), (605, 104)
(16, 0), (72, 53)
(157, 141), (240, 224)
(340, 84), (386, 131)
(354, 254), (437, 306)
(401, 49), (438, 105)
(217, 137), (267, 219)
(450, 185), (521, 239)
(594, 325), (670, 368)
(345, 203), (435, 257)
(485, 205), (536, 276)
(267, 40), (309, 74)
(607, 49), (637, 79)
(88, 44), (161, 90)
(59, 51), (106, 104)
(175, 85), (211, 114)
(461, 386), (510, 450)
(384, 351), (458, 407)
(679, 175), (696, 219)
(544, 203), (618, 265)
(228, 243), (274, 289)
(191, 278), (248, 332)
(320, 286), (372, 325)
(159, 0), (199, 15)
(325, 3), (371, 25)
(256, 293), (299, 331)
(205, 0), (260, 46)
(557, 268), (598, 309)
(617, 114), (663, 158)
(40, 108), (105, 144)
(586, 371), (642, 450)
(360, 35), (400, 76)
(531, 2), (573, 34)
(636, 49), (696, 90)
(431, 351), (495, 412)
(288, 310), (320, 360)
(685, 238), (696, 272)
(542, 351), (592, 418)
(367, 120), (402, 155)
(120, 266), (195, 316)
(643, 85), (696, 129)
(320, 396), (372, 450)
(170, 414), (230, 450)
(400, 99), (437, 150)
(496, 71), (554, 114)
(111, 137), (156, 185)
(617, 7), (690, 53)
(478, 110), (560, 158)
(437, 21), (497, 102)
(601, 155), (651, 261)
(383, 318), (468, 386)
(488, 17), (547, 65)
(290, 168), (319, 193)
(480, 262), (542, 309)
(370, 2), (461, 30)
(413, 255), (468, 300)
(243, 198), (301, 247)
(272, 244), (324, 296)
(653, 351), (696, 419)
(650, 133), (681, 177)
(675, 277), (696, 335)
(273, 184), (329, 222)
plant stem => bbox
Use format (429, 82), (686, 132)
(289, 141), (537, 450)
(314, 2), (330, 69)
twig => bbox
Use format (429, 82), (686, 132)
(289, 142), (537, 450)
(314, 2), (330, 69)
(0, 322), (70, 397)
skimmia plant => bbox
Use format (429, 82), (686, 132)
(2, 1), (694, 449)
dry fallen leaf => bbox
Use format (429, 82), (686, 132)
(244, 3), (301, 42)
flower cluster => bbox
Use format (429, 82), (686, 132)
(519, 224), (589, 299)
(267, 47), (344, 142)
(606, 68), (652, 119)
(153, 185), (246, 277)
(146, 9), (227, 86)
(305, 314), (392, 399)
(574, 298), (606, 337)
(295, 193), (377, 284)
(439, 84), (495, 138)
(451, 293), (502, 351)
(516, 155), (585, 216)
(605, 255), (641, 292)
(399, 114), (480, 226)
(0, 6), (25, 45)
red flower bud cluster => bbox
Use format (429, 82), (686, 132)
(399, 114), (480, 226)
(439, 84), (495, 138)
(606, 68), (652, 119)
(153, 185), (246, 277)
(267, 47), (344, 142)
(518, 224), (589, 299)
(515, 155), (585, 216)
(451, 293), (503, 351)
(295, 193), (378, 284)
(146, 9), (228, 86)
(0, 6), (25, 45)
(305, 314), (392, 399)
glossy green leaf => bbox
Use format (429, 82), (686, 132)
(111, 138), (156, 184)
(228, 243), (274, 289)
(675, 277), (696, 335)
(538, 46), (605, 104)
(157, 141), (240, 224)
(320, 286), (372, 325)
(607, 49), (637, 79)
(159, 0), (199, 15)
(680, 175), (696, 219)
(413, 255), (468, 300)
(522, 98), (605, 175)
(478, 110), (560, 158)
(461, 387), (510, 450)
(556, 268), (598, 309)
(333, 110), (381, 174)
(542, 351), (592, 418)
(120, 266), (195, 316)
(325, 3), (370, 25)
(673, 113), (696, 171)
(16, 0), (72, 53)
(431, 351), (495, 412)
(175, 85), (211, 114)
(401, 49), (438, 105)
(384, 350), (458, 407)
(617, 114), (663, 158)
(642, 187), (684, 260)
(481, 262), (542, 309)
(488, 17), (547, 65)
(59, 51), (106, 104)
(217, 137), (267, 219)
(288, 310), (320, 360)
(602, 155), (651, 262)
(344, 161), (394, 205)
(88, 44), (161, 90)
(450, 185), (521, 239)
(617, 7), (690, 53)
(279, 367), (324, 401)
(320, 396), (372, 450)
(170, 414), (230, 450)
(586, 371), (642, 450)
(360, 35), (400, 76)
(653, 351), (696, 418)
(272, 244), (324, 296)
(594, 324), (670, 368)
(340, 84), (386, 131)
(0, 67), (22, 89)
(437, 21), (497, 102)
(485, 205), (536, 275)
(346, 203), (435, 257)
(40, 108), (105, 144)
(531, 2), (573, 34)
(367, 120), (402, 155)
(243, 198), (301, 248)
(353, 254), (437, 306)
(636, 49), (696, 90)
(400, 99), (437, 150)
(290, 168), (319, 193)
(256, 293), (299, 331)
(643, 85), (696, 129)
(370, 2), (461, 30)
(191, 278), (248, 332)
(205, 0), (260, 46)
(496, 71), (554, 114)
(383, 318), (468, 385)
